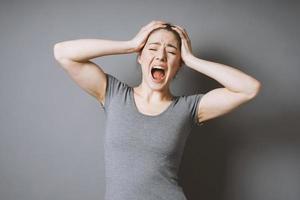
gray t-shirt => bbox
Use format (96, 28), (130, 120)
(99, 73), (204, 200)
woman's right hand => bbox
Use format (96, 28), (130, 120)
(129, 20), (168, 53)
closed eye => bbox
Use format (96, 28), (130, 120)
(149, 49), (176, 55)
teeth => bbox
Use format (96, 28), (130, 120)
(152, 65), (165, 70)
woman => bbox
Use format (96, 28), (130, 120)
(54, 20), (261, 200)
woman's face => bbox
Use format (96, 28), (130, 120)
(137, 29), (182, 89)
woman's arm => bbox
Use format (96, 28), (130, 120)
(54, 39), (135, 61)
(53, 21), (168, 105)
(187, 55), (261, 124)
(53, 39), (136, 104)
(171, 25), (261, 124)
(185, 55), (261, 97)
(54, 21), (168, 62)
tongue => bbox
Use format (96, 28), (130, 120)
(153, 70), (164, 80)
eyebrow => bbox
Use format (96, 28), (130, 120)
(148, 42), (177, 50)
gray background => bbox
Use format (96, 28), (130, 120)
(1, 0), (299, 200)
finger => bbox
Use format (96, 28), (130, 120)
(172, 25), (189, 38)
(171, 25), (184, 34)
(147, 21), (167, 28)
(148, 24), (167, 32)
(142, 21), (164, 30)
(172, 25), (188, 38)
(173, 25), (186, 32)
(154, 20), (168, 23)
(142, 22), (166, 33)
(149, 23), (168, 31)
(171, 26), (185, 39)
(150, 20), (168, 26)
(171, 26), (190, 41)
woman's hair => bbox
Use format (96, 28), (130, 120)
(135, 23), (183, 80)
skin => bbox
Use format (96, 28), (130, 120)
(130, 20), (261, 120)
(54, 20), (261, 123)
(134, 29), (182, 105)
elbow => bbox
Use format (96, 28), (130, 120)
(53, 43), (62, 60)
(53, 42), (66, 61)
(247, 80), (262, 99)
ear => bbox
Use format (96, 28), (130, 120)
(179, 58), (183, 68)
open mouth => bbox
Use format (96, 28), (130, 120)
(150, 66), (166, 82)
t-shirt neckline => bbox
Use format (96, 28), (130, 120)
(130, 87), (176, 118)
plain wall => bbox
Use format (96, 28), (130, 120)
(0, 0), (299, 200)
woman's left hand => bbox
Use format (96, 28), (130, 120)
(171, 25), (194, 65)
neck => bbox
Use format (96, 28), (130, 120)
(134, 81), (174, 103)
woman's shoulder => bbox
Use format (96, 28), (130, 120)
(105, 73), (131, 89)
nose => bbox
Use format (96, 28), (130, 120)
(155, 48), (167, 62)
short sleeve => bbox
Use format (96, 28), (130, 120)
(187, 93), (205, 127)
(99, 73), (127, 111)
